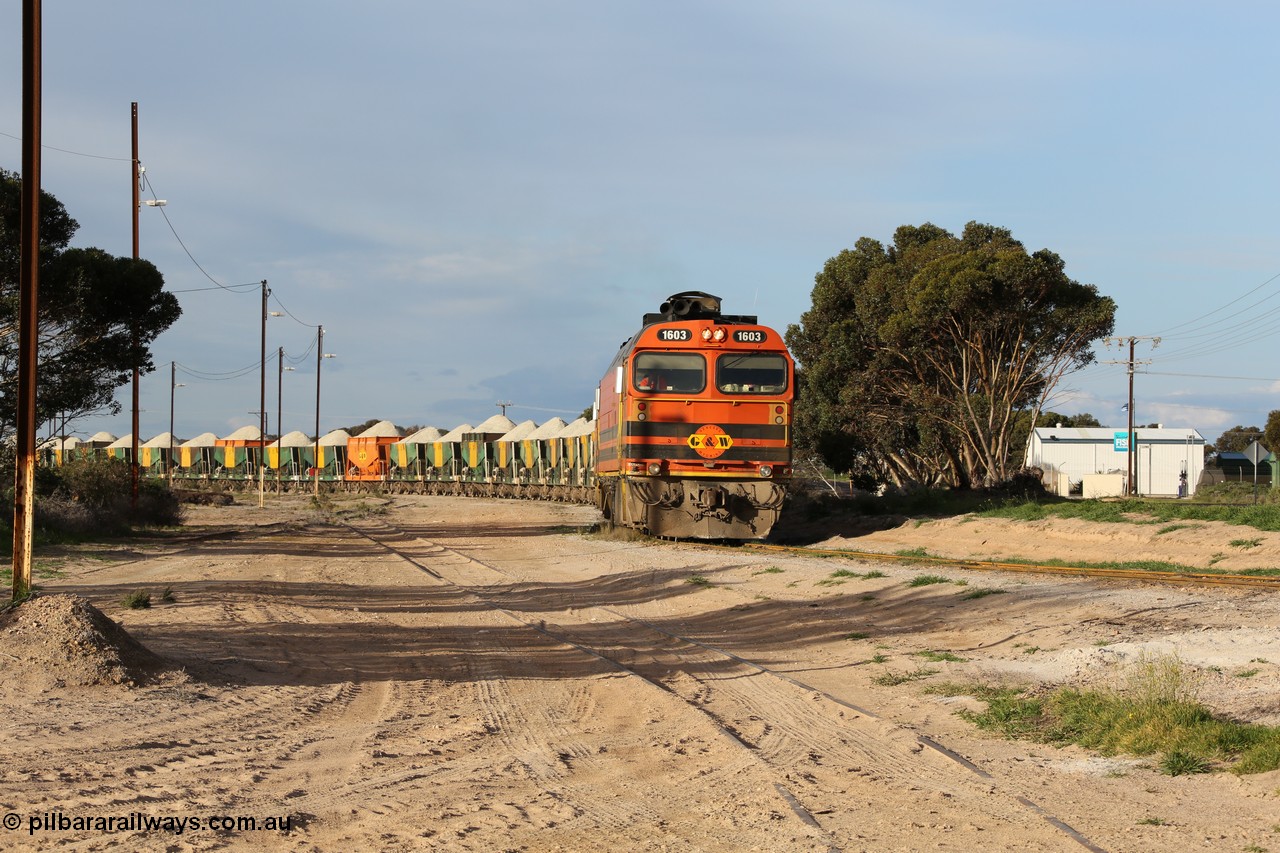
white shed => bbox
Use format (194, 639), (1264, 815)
(1025, 427), (1205, 497)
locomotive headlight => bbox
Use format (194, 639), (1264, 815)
(701, 328), (713, 341)
(759, 465), (774, 478)
(712, 327), (727, 342)
(774, 416), (784, 424)
(647, 462), (663, 476)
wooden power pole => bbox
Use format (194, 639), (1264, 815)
(13, 0), (41, 602)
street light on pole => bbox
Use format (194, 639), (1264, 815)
(257, 280), (270, 507)
(130, 104), (169, 509)
(277, 347), (294, 486)
(313, 324), (335, 496)
(168, 360), (184, 486)
(277, 346), (294, 445)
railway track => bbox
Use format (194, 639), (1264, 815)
(344, 516), (1110, 852)
(184, 477), (1280, 589)
(734, 541), (1280, 589)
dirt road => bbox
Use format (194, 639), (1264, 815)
(1, 495), (1278, 851)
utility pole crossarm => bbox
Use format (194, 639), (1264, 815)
(1102, 335), (1161, 497)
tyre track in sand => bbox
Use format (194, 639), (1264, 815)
(348, 518), (1105, 853)
(338, 521), (837, 851)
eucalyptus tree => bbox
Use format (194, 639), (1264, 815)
(786, 221), (1116, 489)
(0, 168), (181, 438)
(1265, 412), (1280, 457)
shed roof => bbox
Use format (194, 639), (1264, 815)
(106, 434), (134, 449)
(86, 431), (117, 444)
(1032, 427), (1205, 443)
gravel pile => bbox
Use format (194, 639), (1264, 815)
(0, 593), (174, 689)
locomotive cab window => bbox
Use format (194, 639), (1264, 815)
(716, 353), (788, 394)
(633, 352), (706, 394)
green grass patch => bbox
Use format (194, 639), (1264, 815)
(1231, 538), (1263, 549)
(979, 496), (1280, 532)
(1159, 750), (1210, 776)
(873, 667), (938, 686)
(686, 575), (712, 586)
(941, 656), (1280, 775)
(753, 566), (784, 575)
(862, 569), (888, 579)
(819, 567), (889, 587)
(914, 650), (966, 662)
(844, 631), (870, 640)
(978, 553), (1280, 577)
(895, 547), (934, 559)
(906, 574), (954, 587)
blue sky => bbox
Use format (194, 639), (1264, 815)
(3, 1), (1279, 444)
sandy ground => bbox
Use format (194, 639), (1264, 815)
(1, 494), (1279, 852)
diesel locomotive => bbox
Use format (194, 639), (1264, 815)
(593, 291), (793, 539)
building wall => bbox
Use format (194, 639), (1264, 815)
(1026, 430), (1204, 497)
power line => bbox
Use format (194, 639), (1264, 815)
(269, 292), (318, 329)
(0, 129), (132, 161)
(175, 360), (261, 381)
(1143, 370), (1280, 383)
(141, 171), (260, 295)
(1150, 268), (1280, 338)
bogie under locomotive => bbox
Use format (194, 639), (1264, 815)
(593, 291), (793, 539)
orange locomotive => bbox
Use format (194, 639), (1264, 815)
(593, 292), (793, 539)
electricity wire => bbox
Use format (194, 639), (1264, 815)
(0, 129), (132, 161)
(141, 171), (260, 295)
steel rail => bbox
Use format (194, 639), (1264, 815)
(733, 542), (1280, 589)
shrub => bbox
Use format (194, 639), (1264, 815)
(134, 479), (184, 527)
(33, 458), (184, 536)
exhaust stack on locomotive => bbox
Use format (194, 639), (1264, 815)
(594, 291), (794, 539)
